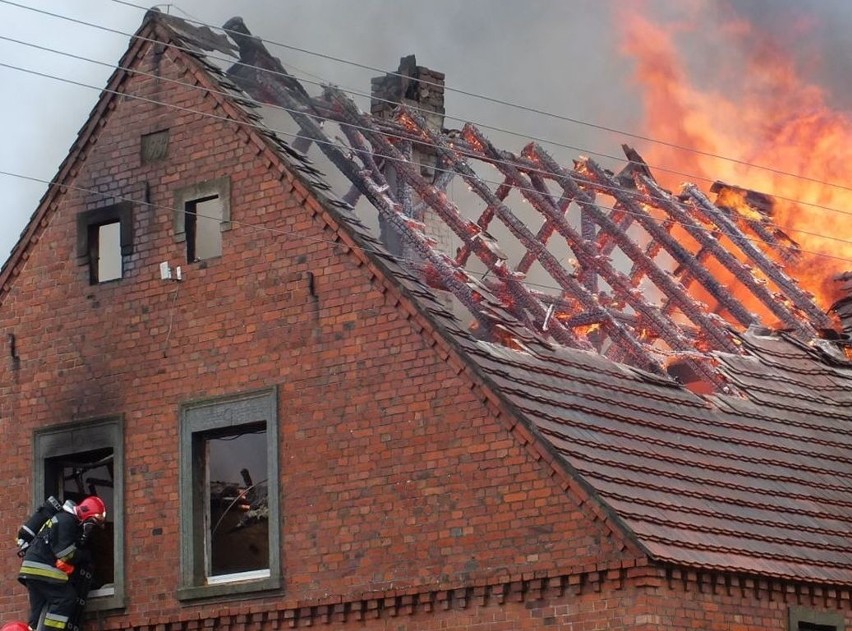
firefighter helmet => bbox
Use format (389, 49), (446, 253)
(1, 621), (31, 631)
(75, 496), (107, 525)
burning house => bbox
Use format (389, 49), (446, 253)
(0, 8), (850, 631)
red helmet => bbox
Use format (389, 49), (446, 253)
(1, 622), (31, 631)
(75, 496), (107, 524)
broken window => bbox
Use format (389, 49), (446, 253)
(76, 203), (133, 285)
(173, 177), (231, 264)
(178, 388), (280, 600)
(33, 418), (125, 611)
(203, 425), (268, 579)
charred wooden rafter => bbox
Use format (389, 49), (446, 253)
(210, 17), (837, 389)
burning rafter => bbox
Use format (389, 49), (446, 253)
(194, 16), (840, 388)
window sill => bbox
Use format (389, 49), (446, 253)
(177, 576), (281, 602)
(85, 593), (126, 613)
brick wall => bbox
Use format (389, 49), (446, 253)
(0, 31), (630, 627)
(0, 26), (849, 631)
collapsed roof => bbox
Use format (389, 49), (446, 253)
(155, 12), (852, 396)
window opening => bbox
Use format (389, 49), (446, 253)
(43, 447), (115, 596)
(76, 203), (132, 285)
(88, 221), (123, 283)
(185, 195), (223, 262)
(179, 388), (278, 599)
(800, 624), (837, 631)
(34, 419), (124, 610)
(198, 423), (269, 581)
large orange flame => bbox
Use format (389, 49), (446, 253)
(618, 1), (852, 311)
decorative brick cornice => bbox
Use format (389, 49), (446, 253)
(664, 566), (852, 610)
(98, 562), (645, 630)
(96, 565), (852, 631)
(101, 565), (852, 631)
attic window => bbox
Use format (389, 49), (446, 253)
(76, 203), (133, 284)
(173, 177), (231, 263)
(90, 221), (122, 282)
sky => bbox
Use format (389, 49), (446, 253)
(0, 0), (850, 268)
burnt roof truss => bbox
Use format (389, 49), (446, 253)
(192, 18), (835, 385)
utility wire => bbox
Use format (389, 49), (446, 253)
(0, 167), (605, 295)
(3, 0), (852, 203)
(5, 62), (852, 260)
(20, 30), (852, 229)
(1, 58), (852, 268)
(2, 165), (850, 321)
(104, 0), (852, 197)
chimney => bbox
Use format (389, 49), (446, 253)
(371, 56), (454, 260)
(370, 54), (446, 158)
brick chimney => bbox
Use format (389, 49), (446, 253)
(371, 56), (454, 260)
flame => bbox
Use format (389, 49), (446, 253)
(575, 322), (602, 335)
(714, 188), (765, 223)
(618, 1), (852, 311)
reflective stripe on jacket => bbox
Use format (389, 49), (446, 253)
(18, 559), (68, 583)
(17, 511), (81, 584)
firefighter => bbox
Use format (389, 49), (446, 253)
(17, 497), (106, 631)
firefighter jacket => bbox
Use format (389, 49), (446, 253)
(18, 510), (83, 584)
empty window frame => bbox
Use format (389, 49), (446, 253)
(76, 203), (133, 284)
(33, 417), (125, 611)
(178, 388), (280, 600)
(173, 177), (231, 263)
(90, 221), (122, 283)
(789, 607), (844, 631)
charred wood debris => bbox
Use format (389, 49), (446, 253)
(159, 12), (851, 391)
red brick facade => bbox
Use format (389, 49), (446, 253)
(0, 23), (848, 631)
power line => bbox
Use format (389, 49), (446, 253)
(105, 0), (852, 197)
(4, 0), (852, 204)
(0, 168), (586, 295)
(16, 26), (851, 230)
(0, 56), (852, 261)
(2, 165), (850, 321)
(1, 58), (851, 267)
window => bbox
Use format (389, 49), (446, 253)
(790, 607), (843, 631)
(33, 417), (124, 611)
(90, 221), (122, 283)
(186, 195), (223, 262)
(76, 203), (133, 284)
(178, 388), (280, 600)
(173, 177), (231, 263)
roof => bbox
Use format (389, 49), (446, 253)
(7, 9), (851, 587)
